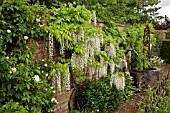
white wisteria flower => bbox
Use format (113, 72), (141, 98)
(44, 64), (48, 67)
(160, 60), (164, 63)
(6, 56), (9, 59)
(51, 97), (58, 103)
(52, 90), (56, 94)
(7, 29), (11, 33)
(24, 36), (29, 40)
(34, 75), (40, 82)
(45, 73), (48, 77)
(11, 67), (17, 73)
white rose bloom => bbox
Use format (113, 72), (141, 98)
(24, 36), (29, 40)
(7, 29), (11, 33)
(44, 64), (48, 67)
(36, 18), (41, 22)
(6, 56), (9, 59)
(45, 73), (48, 77)
(51, 97), (58, 103)
(34, 75), (40, 82)
(11, 67), (17, 73)
(9, 71), (12, 74)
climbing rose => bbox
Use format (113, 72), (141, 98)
(7, 29), (11, 33)
(44, 64), (48, 67)
(11, 67), (17, 73)
(24, 36), (29, 40)
(34, 75), (40, 82)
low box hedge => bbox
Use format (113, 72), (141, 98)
(160, 39), (170, 63)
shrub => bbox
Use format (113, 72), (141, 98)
(0, 0), (56, 112)
(0, 57), (55, 113)
(75, 75), (137, 112)
(166, 28), (170, 39)
(152, 30), (163, 57)
(160, 40), (170, 63)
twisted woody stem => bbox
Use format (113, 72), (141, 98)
(143, 25), (151, 69)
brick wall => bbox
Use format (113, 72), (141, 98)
(29, 38), (48, 62)
(30, 21), (110, 113)
(53, 90), (74, 113)
(30, 39), (73, 113)
(161, 32), (166, 39)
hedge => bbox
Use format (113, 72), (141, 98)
(160, 40), (170, 63)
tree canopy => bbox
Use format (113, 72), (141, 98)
(28, 0), (160, 25)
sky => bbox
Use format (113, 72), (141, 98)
(157, 0), (170, 17)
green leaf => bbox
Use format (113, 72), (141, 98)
(26, 83), (30, 90)
(7, 84), (11, 90)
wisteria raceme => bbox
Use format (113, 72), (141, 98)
(88, 66), (95, 79)
(79, 30), (85, 42)
(60, 35), (65, 55)
(104, 42), (116, 59)
(52, 72), (61, 91)
(99, 55), (108, 77)
(110, 73), (125, 90)
(49, 33), (61, 91)
(82, 52), (89, 67)
(48, 33), (54, 58)
(99, 34), (104, 46)
(72, 31), (77, 44)
(95, 67), (100, 79)
(62, 67), (70, 91)
(88, 56), (96, 79)
(56, 71), (62, 91)
(71, 54), (85, 71)
(91, 11), (97, 26)
(119, 55), (128, 70)
(94, 36), (100, 51)
(110, 63), (115, 74)
(115, 75), (125, 90)
(110, 73), (114, 87)
(88, 37), (95, 57)
(102, 63), (108, 77)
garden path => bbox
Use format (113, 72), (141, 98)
(114, 64), (170, 113)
